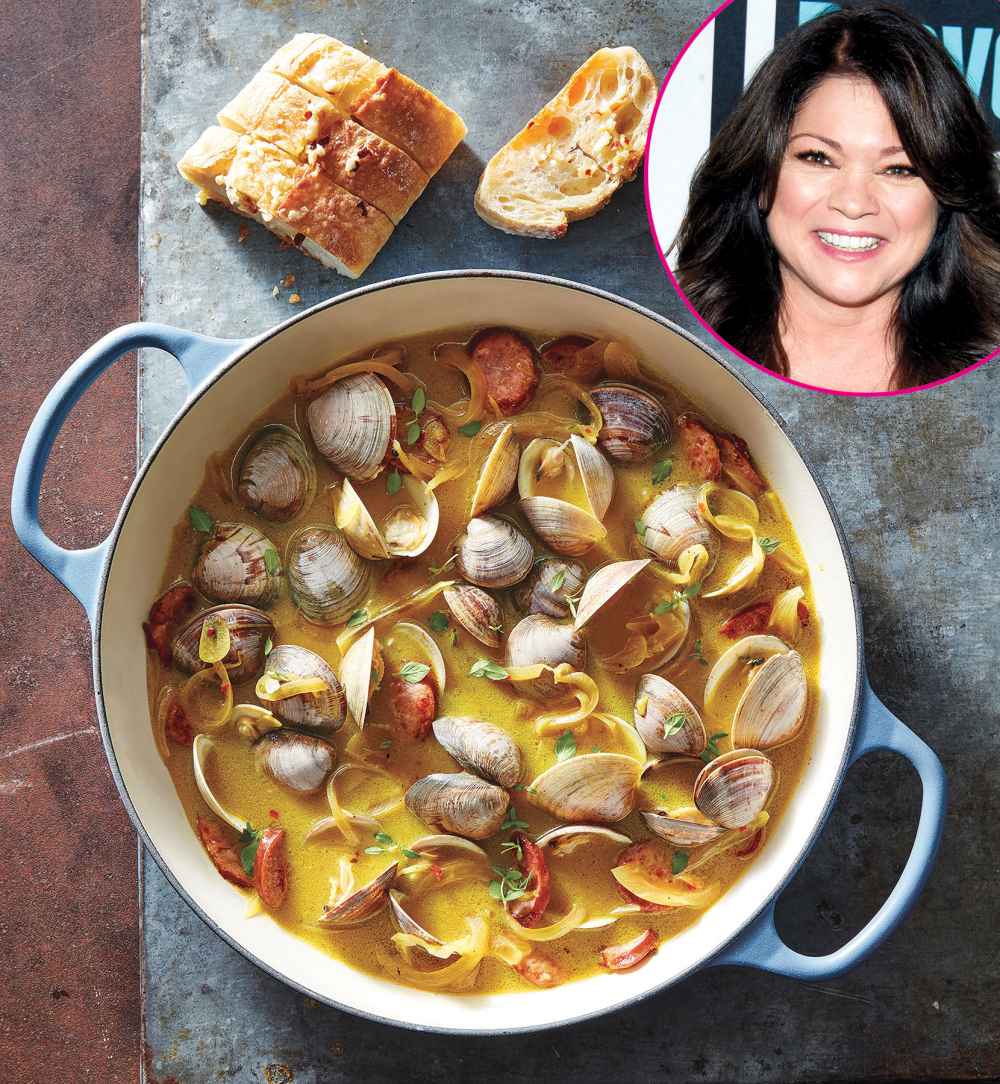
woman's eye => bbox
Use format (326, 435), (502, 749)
(883, 163), (919, 178)
(794, 149), (832, 166)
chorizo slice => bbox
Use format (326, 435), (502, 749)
(389, 677), (437, 739)
(539, 334), (604, 383)
(143, 583), (196, 666)
(196, 816), (252, 889)
(718, 433), (766, 496)
(164, 698), (193, 746)
(508, 835), (551, 928)
(468, 328), (539, 416)
(677, 414), (721, 481)
(719, 600), (772, 639)
(253, 826), (289, 908)
(598, 929), (659, 971)
(514, 950), (565, 988)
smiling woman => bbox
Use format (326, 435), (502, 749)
(671, 2), (1000, 393)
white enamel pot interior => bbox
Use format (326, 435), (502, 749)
(97, 271), (861, 1033)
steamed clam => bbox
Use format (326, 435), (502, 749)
(633, 673), (706, 756)
(338, 626), (384, 731)
(693, 749), (775, 830)
(454, 515), (533, 589)
(638, 485), (719, 573)
(432, 716), (523, 788)
(469, 423), (519, 517)
(517, 436), (611, 556)
(505, 614), (587, 699)
(534, 824), (632, 855)
(334, 475), (439, 560)
(404, 772), (510, 840)
(307, 372), (396, 481)
(193, 522), (281, 606)
(443, 584), (504, 648)
(512, 558), (586, 619)
(285, 524), (372, 626)
(591, 382), (671, 464)
(257, 644), (346, 733)
(572, 559), (649, 631)
(254, 729), (336, 794)
(318, 862), (398, 928)
(640, 808), (725, 847)
(528, 753), (641, 823)
(172, 604), (274, 682)
(731, 650), (808, 750)
(233, 424), (316, 523)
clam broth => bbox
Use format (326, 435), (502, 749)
(147, 327), (818, 993)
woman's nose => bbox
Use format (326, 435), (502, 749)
(828, 168), (879, 219)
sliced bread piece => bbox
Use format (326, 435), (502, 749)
(475, 46), (657, 238)
(264, 34), (388, 115)
(351, 69), (468, 176)
(177, 126), (240, 205)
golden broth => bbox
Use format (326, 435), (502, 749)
(148, 327), (819, 994)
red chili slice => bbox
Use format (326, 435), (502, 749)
(598, 929), (659, 971)
(196, 816), (252, 889)
(509, 834), (551, 928)
(514, 950), (564, 988)
(719, 600), (773, 639)
(677, 414), (721, 481)
(253, 826), (288, 909)
(718, 433), (766, 496)
(389, 677), (437, 740)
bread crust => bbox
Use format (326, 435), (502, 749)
(352, 69), (467, 176)
(177, 126), (240, 204)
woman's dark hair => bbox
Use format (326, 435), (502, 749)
(674, 2), (1000, 388)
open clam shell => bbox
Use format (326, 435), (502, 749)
(193, 522), (281, 607)
(517, 437), (608, 556)
(259, 644), (346, 733)
(731, 651), (808, 750)
(470, 423), (519, 517)
(534, 824), (632, 856)
(192, 734), (247, 833)
(307, 372), (396, 481)
(407, 835), (491, 865)
(590, 382), (672, 464)
(528, 753), (641, 823)
(511, 558), (586, 619)
(318, 863), (398, 929)
(432, 716), (523, 788)
(335, 475), (440, 560)
(443, 584), (504, 648)
(233, 424), (316, 523)
(505, 614), (587, 699)
(285, 524), (372, 626)
(404, 772), (510, 840)
(455, 515), (533, 589)
(640, 810), (725, 847)
(388, 890), (444, 947)
(638, 485), (718, 572)
(703, 634), (789, 712)
(633, 674), (706, 756)
(693, 749), (775, 830)
(172, 604), (274, 683)
(388, 622), (447, 694)
(339, 627), (382, 730)
(254, 729), (336, 795)
(573, 559), (650, 631)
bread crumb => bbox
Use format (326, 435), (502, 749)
(238, 223), (250, 244)
(272, 286), (280, 298)
(289, 293), (302, 304)
(282, 273), (296, 287)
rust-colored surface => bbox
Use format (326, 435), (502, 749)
(0, 2), (141, 1081)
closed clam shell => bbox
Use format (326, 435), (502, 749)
(286, 524), (372, 626)
(511, 558), (586, 619)
(254, 729), (336, 794)
(318, 863), (398, 929)
(261, 644), (346, 733)
(307, 372), (396, 481)
(404, 772), (510, 840)
(193, 522), (281, 606)
(633, 673), (706, 755)
(233, 424), (316, 523)
(694, 749), (775, 830)
(639, 485), (719, 572)
(470, 423), (520, 517)
(591, 382), (672, 464)
(432, 716), (523, 788)
(641, 809), (726, 847)
(172, 604), (274, 683)
(443, 584), (504, 648)
(573, 559), (650, 631)
(455, 515), (533, 589)
(505, 614), (587, 699)
(731, 651), (808, 750)
(528, 753), (640, 823)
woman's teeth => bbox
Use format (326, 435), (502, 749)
(817, 231), (881, 252)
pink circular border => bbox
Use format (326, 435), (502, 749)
(642, 0), (1000, 398)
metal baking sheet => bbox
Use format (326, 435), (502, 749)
(139, 2), (998, 1080)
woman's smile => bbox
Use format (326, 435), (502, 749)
(766, 76), (938, 310)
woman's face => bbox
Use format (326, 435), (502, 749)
(766, 76), (939, 312)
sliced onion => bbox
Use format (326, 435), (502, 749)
(611, 864), (720, 909)
(685, 811), (770, 874)
(769, 586), (805, 644)
(198, 615), (231, 664)
(697, 482), (760, 541)
(535, 374), (602, 444)
(502, 902), (587, 941)
(589, 713), (647, 765)
(435, 343), (487, 426)
(153, 686), (176, 762)
(702, 536), (765, 599)
(379, 916), (489, 990)
(335, 580), (456, 655)
(770, 547), (807, 578)
(290, 349), (414, 397)
(192, 734), (246, 833)
(180, 662), (233, 730)
(508, 664), (598, 736)
(255, 673), (329, 701)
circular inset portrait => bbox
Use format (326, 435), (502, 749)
(647, 1), (1000, 394)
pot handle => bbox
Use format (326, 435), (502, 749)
(11, 322), (243, 627)
(708, 682), (946, 980)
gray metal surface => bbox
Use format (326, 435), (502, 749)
(139, 2), (998, 1081)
